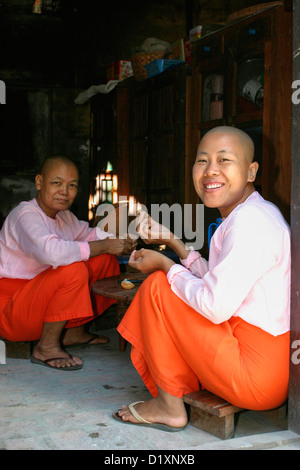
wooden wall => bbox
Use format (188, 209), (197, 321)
(289, 0), (300, 436)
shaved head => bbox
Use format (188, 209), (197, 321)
(204, 126), (255, 164)
(40, 155), (78, 177)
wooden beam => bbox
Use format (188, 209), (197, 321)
(288, 0), (300, 435)
(185, 0), (195, 34)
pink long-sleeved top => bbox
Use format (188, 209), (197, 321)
(0, 198), (110, 280)
(167, 192), (291, 336)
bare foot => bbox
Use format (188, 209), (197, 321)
(62, 331), (109, 346)
(116, 395), (188, 429)
(32, 344), (83, 369)
(62, 326), (109, 346)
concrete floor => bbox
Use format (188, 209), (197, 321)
(1, 308), (300, 451)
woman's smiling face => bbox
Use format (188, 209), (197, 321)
(35, 159), (79, 218)
(192, 129), (258, 218)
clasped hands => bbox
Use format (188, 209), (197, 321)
(101, 211), (183, 273)
(128, 212), (177, 274)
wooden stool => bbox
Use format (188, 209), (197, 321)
(92, 273), (148, 351)
(183, 390), (244, 439)
(183, 389), (288, 440)
(0, 336), (33, 359)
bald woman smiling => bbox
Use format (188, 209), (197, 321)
(113, 126), (290, 432)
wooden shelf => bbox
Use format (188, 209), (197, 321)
(190, 4), (292, 222)
(232, 110), (263, 124)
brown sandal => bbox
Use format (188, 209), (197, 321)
(30, 355), (83, 371)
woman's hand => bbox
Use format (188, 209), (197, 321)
(135, 211), (191, 260)
(106, 236), (137, 256)
(128, 248), (175, 274)
(136, 211), (176, 246)
(89, 235), (137, 258)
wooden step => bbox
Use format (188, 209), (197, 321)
(183, 390), (244, 439)
(0, 337), (33, 359)
(183, 390), (287, 440)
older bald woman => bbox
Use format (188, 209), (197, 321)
(0, 155), (136, 370)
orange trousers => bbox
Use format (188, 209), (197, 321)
(0, 254), (119, 342)
(118, 270), (290, 411)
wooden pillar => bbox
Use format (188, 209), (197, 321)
(185, 0), (194, 35)
(288, 0), (300, 435)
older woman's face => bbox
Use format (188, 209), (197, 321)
(35, 160), (79, 218)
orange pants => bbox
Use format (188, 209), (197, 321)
(0, 254), (119, 342)
(118, 270), (290, 411)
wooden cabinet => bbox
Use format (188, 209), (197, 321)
(90, 4), (292, 232)
(128, 65), (191, 210)
(90, 66), (192, 234)
(190, 4), (292, 223)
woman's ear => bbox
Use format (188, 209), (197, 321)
(248, 161), (259, 182)
(35, 174), (42, 190)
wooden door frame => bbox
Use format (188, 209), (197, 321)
(288, 0), (300, 434)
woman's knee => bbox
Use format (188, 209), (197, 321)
(86, 254), (120, 277)
(140, 270), (169, 300)
(55, 262), (89, 286)
(149, 270), (169, 287)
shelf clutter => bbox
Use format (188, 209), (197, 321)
(106, 24), (223, 83)
(144, 59), (185, 78)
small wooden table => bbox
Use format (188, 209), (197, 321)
(92, 272), (148, 351)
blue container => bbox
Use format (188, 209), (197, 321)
(208, 218), (223, 249)
(145, 59), (185, 78)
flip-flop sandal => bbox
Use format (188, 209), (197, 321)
(112, 401), (186, 433)
(30, 355), (83, 371)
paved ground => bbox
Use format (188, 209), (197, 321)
(0, 310), (300, 452)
